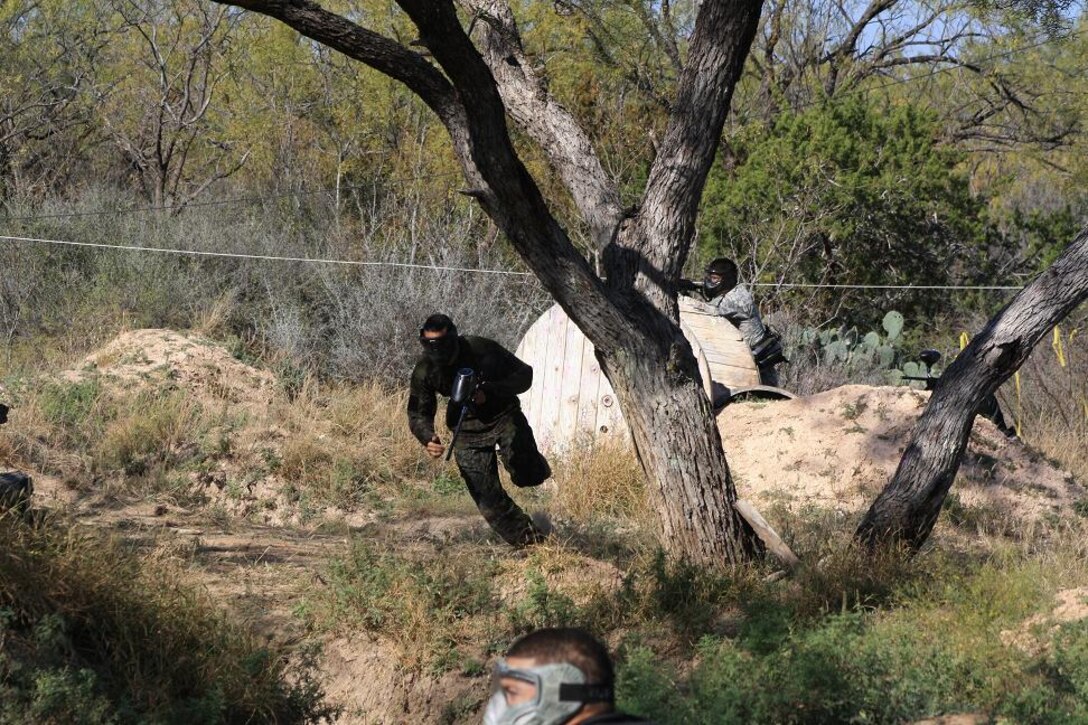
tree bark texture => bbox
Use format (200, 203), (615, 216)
(214, 0), (766, 566)
(856, 227), (1088, 550)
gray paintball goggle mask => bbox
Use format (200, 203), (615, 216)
(482, 658), (613, 725)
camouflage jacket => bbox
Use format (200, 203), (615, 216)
(406, 335), (532, 445)
(702, 284), (768, 349)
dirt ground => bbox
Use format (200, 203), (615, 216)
(720, 384), (1082, 523)
(10, 330), (1088, 722)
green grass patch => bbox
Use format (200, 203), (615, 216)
(35, 378), (110, 452)
(299, 536), (499, 670)
(616, 552), (1087, 724)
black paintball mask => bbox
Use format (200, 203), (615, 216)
(703, 257), (738, 299)
(419, 319), (461, 364)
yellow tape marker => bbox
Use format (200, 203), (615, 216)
(1053, 326), (1067, 368)
(1014, 371), (1023, 438)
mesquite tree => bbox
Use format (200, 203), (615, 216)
(857, 227), (1088, 550)
(211, 0), (765, 565)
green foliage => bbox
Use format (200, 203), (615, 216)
(432, 471), (464, 496)
(1040, 621), (1088, 711)
(637, 548), (755, 635)
(617, 556), (1083, 724)
(996, 619), (1088, 722)
(0, 613), (115, 725)
(507, 570), (579, 633)
(701, 98), (988, 325)
(38, 379), (104, 434)
(306, 537), (497, 644)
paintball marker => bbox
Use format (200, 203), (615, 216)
(900, 349), (942, 391)
(445, 368), (479, 461)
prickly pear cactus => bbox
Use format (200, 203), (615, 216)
(824, 339), (849, 365)
(877, 345), (895, 368)
(798, 311), (923, 384)
(882, 311), (904, 342)
(796, 309), (931, 389)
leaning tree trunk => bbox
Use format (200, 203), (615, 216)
(856, 227), (1088, 550)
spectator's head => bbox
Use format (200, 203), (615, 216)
(484, 628), (615, 725)
(703, 257), (738, 298)
(419, 313), (460, 363)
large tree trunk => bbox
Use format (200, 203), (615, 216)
(215, 0), (766, 566)
(600, 319), (763, 563)
(856, 227), (1088, 550)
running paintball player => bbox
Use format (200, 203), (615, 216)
(407, 313), (551, 547)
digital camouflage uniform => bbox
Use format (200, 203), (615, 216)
(407, 335), (551, 546)
(690, 283), (779, 387)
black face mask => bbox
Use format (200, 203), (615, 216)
(703, 273), (727, 298)
(420, 332), (460, 364)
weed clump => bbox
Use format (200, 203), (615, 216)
(0, 515), (335, 723)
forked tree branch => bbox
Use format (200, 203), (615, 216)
(456, 0), (624, 249)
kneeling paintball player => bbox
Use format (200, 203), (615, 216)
(681, 257), (786, 386)
(407, 313), (551, 547)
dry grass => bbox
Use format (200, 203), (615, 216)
(324, 381), (432, 485)
(0, 377), (112, 482)
(1004, 325), (1088, 482)
(544, 438), (651, 525)
(0, 514), (335, 722)
(0, 361), (439, 517)
(263, 380), (433, 510)
(96, 392), (207, 475)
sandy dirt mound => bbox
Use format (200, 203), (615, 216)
(720, 384), (1083, 521)
(321, 634), (482, 723)
(1002, 587), (1088, 655)
(64, 328), (275, 410)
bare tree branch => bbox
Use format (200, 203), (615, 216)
(221, 0), (459, 120)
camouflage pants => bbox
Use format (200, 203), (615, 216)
(759, 364), (780, 387)
(453, 411), (551, 547)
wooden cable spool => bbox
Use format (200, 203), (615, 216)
(515, 299), (761, 454)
